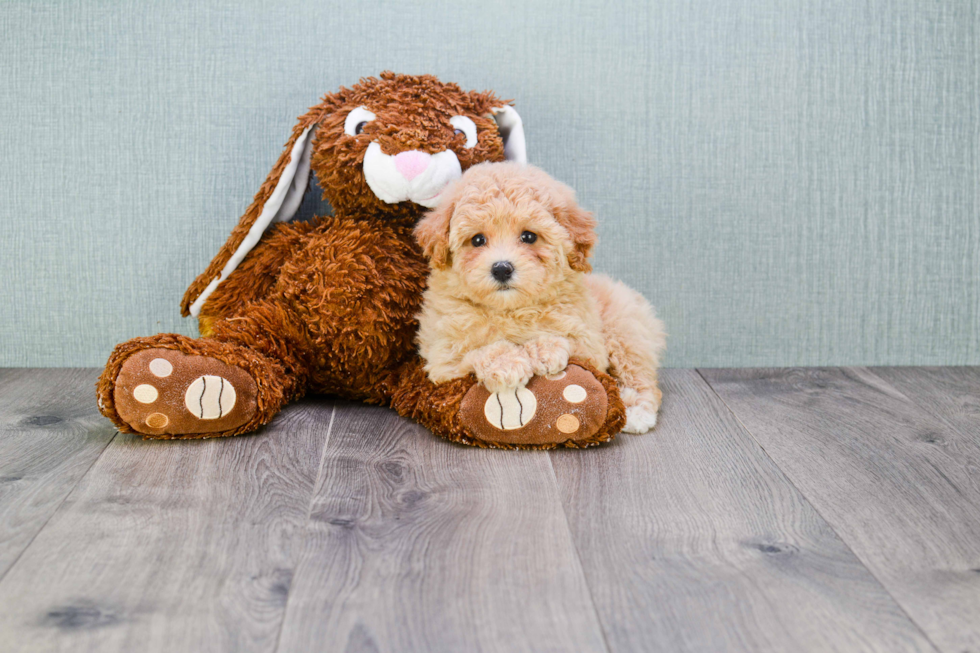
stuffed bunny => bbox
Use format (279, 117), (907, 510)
(96, 72), (626, 448)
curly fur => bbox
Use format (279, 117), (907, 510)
(415, 163), (666, 433)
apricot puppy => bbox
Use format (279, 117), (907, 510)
(415, 162), (666, 433)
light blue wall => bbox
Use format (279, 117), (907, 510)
(1, 0), (977, 368)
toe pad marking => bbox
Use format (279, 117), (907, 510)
(563, 384), (587, 403)
(149, 358), (173, 377)
(133, 384), (158, 404)
(146, 413), (169, 429)
(484, 387), (537, 430)
(556, 414), (580, 434)
(184, 375), (237, 419)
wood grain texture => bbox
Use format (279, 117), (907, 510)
(4, 367), (977, 652)
(0, 369), (115, 580)
(276, 402), (607, 653)
(0, 396), (335, 653)
(868, 367), (980, 443)
(701, 367), (980, 653)
(551, 369), (936, 653)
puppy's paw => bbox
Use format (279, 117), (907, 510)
(623, 404), (659, 434)
(479, 354), (534, 394)
(523, 336), (571, 377)
(465, 341), (535, 393)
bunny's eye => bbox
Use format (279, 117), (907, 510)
(344, 106), (376, 137)
(450, 116), (477, 149)
(520, 231), (538, 244)
(471, 234), (487, 247)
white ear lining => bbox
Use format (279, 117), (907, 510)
(276, 127), (315, 223)
(491, 106), (527, 164)
(189, 124), (317, 317)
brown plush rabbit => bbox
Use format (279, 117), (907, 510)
(96, 72), (625, 448)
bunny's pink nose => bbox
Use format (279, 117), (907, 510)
(393, 150), (431, 181)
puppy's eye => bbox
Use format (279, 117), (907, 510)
(355, 121), (368, 135)
(471, 234), (487, 247)
(520, 231), (538, 244)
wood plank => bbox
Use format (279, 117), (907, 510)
(0, 396), (335, 653)
(868, 366), (980, 442)
(552, 369), (935, 653)
(701, 367), (980, 653)
(276, 402), (607, 653)
(0, 369), (116, 580)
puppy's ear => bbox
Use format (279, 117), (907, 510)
(555, 190), (597, 273)
(415, 197), (455, 268)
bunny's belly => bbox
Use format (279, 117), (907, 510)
(274, 215), (429, 400)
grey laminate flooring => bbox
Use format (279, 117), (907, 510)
(0, 367), (976, 652)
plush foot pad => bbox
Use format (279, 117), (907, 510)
(459, 364), (608, 446)
(113, 348), (258, 436)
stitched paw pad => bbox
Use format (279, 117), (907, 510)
(483, 386), (538, 430)
(460, 364), (609, 446)
(113, 349), (257, 436)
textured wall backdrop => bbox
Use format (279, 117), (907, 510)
(1, 0), (977, 368)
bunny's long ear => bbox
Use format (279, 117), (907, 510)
(491, 105), (527, 164)
(180, 108), (324, 317)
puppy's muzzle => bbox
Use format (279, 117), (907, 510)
(491, 261), (515, 284)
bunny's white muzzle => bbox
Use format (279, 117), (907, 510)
(363, 143), (462, 208)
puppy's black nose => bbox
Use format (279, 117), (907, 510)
(491, 261), (515, 283)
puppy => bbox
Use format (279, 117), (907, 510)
(414, 162), (666, 433)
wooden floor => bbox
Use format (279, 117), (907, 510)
(0, 368), (977, 652)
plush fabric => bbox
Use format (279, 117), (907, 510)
(97, 333), (284, 439)
(458, 364), (612, 447)
(112, 346), (259, 436)
(362, 142), (463, 207)
(188, 125), (317, 316)
(388, 358), (625, 450)
(490, 106), (526, 165)
(96, 72), (627, 447)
